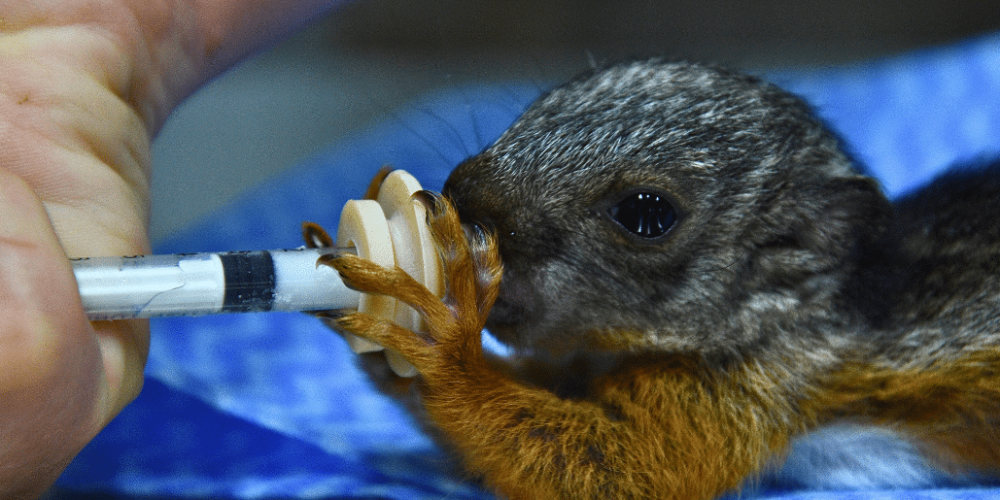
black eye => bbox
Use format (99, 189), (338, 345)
(608, 192), (677, 239)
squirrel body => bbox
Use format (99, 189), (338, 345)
(311, 60), (1000, 499)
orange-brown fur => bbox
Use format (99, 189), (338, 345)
(814, 350), (1000, 477)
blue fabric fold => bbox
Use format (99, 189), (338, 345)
(58, 32), (1000, 499)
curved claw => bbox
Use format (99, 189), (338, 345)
(302, 221), (335, 249)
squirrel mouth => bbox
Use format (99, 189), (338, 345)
(484, 273), (542, 344)
(486, 297), (524, 327)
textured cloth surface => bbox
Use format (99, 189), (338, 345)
(58, 32), (1000, 498)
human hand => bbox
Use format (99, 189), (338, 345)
(0, 1), (340, 496)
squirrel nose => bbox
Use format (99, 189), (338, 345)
(448, 194), (499, 233)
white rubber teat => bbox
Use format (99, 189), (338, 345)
(334, 170), (444, 377)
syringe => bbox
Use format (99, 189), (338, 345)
(72, 247), (358, 321)
(71, 170), (442, 378)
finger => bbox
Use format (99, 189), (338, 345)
(0, 170), (111, 498)
(0, 39), (151, 416)
(190, 0), (346, 81)
(136, 0), (348, 129)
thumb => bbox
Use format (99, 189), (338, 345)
(0, 169), (130, 498)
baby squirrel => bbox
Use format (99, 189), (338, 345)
(307, 59), (1000, 499)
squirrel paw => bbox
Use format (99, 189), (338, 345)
(319, 191), (503, 380)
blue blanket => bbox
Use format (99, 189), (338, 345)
(58, 32), (1000, 499)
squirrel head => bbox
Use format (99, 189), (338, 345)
(444, 60), (892, 360)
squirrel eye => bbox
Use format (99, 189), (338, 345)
(608, 192), (677, 239)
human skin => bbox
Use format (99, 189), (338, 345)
(0, 1), (341, 496)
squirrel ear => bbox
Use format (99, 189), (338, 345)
(756, 175), (893, 278)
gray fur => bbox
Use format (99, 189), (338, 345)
(445, 60), (891, 364)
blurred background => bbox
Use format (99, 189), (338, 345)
(150, 0), (1000, 244)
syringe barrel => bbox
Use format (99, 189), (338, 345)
(73, 248), (359, 320)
